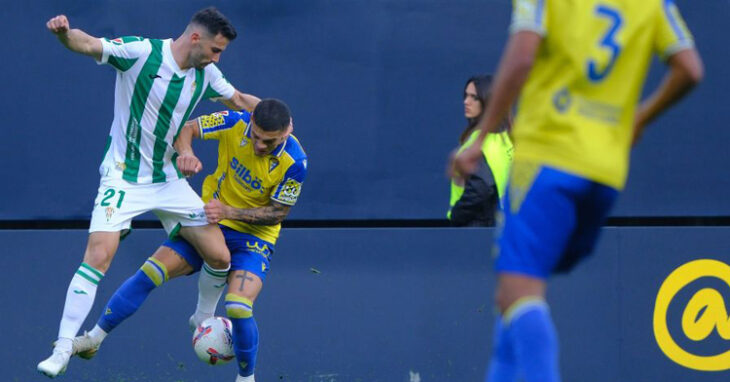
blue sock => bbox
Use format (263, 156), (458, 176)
(506, 298), (560, 382)
(225, 293), (259, 377)
(97, 257), (168, 332)
(485, 316), (519, 382)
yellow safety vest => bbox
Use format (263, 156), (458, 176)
(448, 130), (513, 218)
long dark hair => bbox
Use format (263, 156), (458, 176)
(458, 74), (511, 144)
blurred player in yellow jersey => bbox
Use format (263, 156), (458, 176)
(70, 99), (306, 382)
(452, 0), (703, 381)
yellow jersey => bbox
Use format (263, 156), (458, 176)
(511, 0), (694, 189)
(195, 110), (307, 244)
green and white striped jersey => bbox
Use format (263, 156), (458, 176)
(97, 36), (235, 183)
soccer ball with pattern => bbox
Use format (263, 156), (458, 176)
(192, 316), (235, 365)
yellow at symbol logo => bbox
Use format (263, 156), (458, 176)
(653, 259), (730, 371)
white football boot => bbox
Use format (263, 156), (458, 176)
(37, 349), (71, 378)
(189, 313), (213, 332)
(72, 331), (102, 359)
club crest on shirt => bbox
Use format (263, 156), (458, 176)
(240, 137), (249, 147)
(105, 206), (115, 222)
(269, 158), (279, 172)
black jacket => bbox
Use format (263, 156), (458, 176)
(450, 159), (499, 227)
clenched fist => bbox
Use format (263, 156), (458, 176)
(47, 15), (70, 35)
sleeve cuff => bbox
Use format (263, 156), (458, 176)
(661, 40), (695, 61)
(96, 38), (111, 65)
(509, 22), (546, 36)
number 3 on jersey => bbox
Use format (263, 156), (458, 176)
(587, 5), (623, 82)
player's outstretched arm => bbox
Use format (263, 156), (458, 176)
(46, 15), (102, 60)
(633, 48), (704, 145)
(204, 199), (291, 226)
(174, 119), (203, 177)
(220, 90), (261, 112)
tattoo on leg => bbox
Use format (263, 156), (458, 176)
(236, 271), (254, 292)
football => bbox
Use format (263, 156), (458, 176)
(192, 316), (235, 365)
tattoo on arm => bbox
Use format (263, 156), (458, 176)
(226, 202), (291, 225)
(236, 271), (254, 292)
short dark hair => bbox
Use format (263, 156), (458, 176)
(252, 99), (291, 132)
(191, 7), (237, 40)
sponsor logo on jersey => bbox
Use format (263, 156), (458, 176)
(230, 157), (264, 194)
(246, 241), (271, 257)
(653, 259), (730, 371)
(552, 88), (572, 113)
(188, 211), (206, 219)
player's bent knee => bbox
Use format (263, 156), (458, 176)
(83, 248), (115, 271)
(225, 293), (254, 319)
(140, 257), (170, 287)
(206, 256), (230, 270)
(199, 245), (230, 269)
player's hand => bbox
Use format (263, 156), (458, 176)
(47, 15), (70, 35)
(449, 144), (482, 179)
(177, 153), (202, 177)
(204, 199), (228, 224)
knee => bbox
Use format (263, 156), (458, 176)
(495, 283), (528, 314)
(206, 246), (231, 269)
(225, 293), (254, 319)
(206, 257), (230, 270)
(495, 286), (512, 314)
(84, 244), (115, 272)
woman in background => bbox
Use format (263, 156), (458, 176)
(448, 74), (513, 226)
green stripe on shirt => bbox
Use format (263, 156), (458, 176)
(122, 38), (163, 182)
(151, 73), (185, 183)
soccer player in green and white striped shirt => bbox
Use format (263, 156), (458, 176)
(39, 8), (260, 378)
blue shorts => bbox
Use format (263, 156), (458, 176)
(494, 162), (619, 279)
(162, 225), (274, 281)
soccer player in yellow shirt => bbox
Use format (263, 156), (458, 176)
(452, 1), (703, 381)
(69, 99), (306, 382)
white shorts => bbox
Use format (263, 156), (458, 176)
(89, 177), (207, 235)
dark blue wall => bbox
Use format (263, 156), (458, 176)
(6, 228), (730, 381)
(2, 0), (728, 220)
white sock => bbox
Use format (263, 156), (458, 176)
(88, 325), (108, 342)
(54, 338), (72, 353)
(57, 263), (104, 341)
(194, 263), (229, 322)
